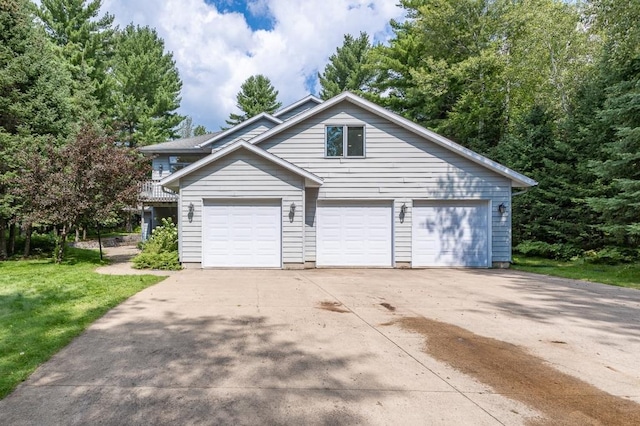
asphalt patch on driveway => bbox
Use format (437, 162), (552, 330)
(394, 316), (640, 426)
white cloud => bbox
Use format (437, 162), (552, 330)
(101, 0), (405, 132)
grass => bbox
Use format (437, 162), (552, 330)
(511, 255), (640, 290)
(0, 248), (165, 399)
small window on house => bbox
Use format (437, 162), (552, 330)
(169, 155), (202, 173)
(325, 125), (365, 157)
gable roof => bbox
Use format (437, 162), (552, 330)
(273, 95), (323, 119)
(194, 112), (283, 149)
(250, 92), (538, 188)
(139, 132), (222, 154)
(160, 140), (324, 190)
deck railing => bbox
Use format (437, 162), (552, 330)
(139, 180), (178, 202)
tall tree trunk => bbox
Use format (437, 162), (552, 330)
(75, 227), (80, 243)
(9, 222), (16, 256)
(82, 227), (86, 240)
(56, 224), (68, 264)
(23, 223), (32, 257)
(0, 217), (7, 261)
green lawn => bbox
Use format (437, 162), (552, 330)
(511, 255), (640, 290)
(0, 248), (165, 399)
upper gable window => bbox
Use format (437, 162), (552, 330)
(326, 125), (365, 158)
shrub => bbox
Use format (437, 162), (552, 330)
(12, 232), (58, 257)
(132, 250), (180, 270)
(583, 247), (638, 265)
(514, 240), (582, 260)
(132, 219), (181, 270)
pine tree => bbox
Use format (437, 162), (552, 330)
(35, 0), (115, 117)
(588, 60), (640, 246)
(0, 0), (74, 259)
(582, 0), (640, 249)
(370, 0), (590, 155)
(225, 75), (281, 127)
(318, 32), (373, 100)
(193, 125), (208, 136)
(107, 24), (184, 147)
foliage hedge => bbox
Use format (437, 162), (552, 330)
(514, 241), (582, 261)
(515, 240), (639, 265)
(132, 218), (181, 270)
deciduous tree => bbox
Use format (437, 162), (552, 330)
(12, 125), (149, 262)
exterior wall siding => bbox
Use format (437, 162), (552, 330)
(152, 156), (171, 180)
(208, 118), (276, 151)
(179, 149), (304, 264)
(259, 102), (513, 263)
(276, 100), (320, 121)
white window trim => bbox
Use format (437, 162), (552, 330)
(324, 125), (366, 158)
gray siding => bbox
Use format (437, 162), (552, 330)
(208, 118), (276, 151)
(179, 149), (304, 264)
(152, 154), (208, 180)
(152, 156), (170, 180)
(260, 102), (513, 263)
(276, 99), (320, 121)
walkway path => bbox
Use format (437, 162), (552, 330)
(95, 245), (178, 276)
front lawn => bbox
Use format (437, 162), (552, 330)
(511, 255), (640, 290)
(0, 248), (165, 399)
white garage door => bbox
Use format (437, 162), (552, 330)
(317, 201), (392, 267)
(203, 199), (281, 267)
(412, 201), (490, 267)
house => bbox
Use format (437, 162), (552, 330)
(141, 92), (537, 268)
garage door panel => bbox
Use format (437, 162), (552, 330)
(203, 200), (281, 267)
(317, 203), (392, 267)
(413, 201), (489, 267)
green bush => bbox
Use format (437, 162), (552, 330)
(132, 219), (181, 270)
(514, 240), (582, 260)
(11, 232), (58, 257)
(583, 247), (638, 265)
(132, 250), (180, 270)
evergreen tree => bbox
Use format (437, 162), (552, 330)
(371, 0), (589, 154)
(35, 0), (115, 117)
(585, 0), (640, 248)
(225, 75), (281, 127)
(587, 60), (640, 246)
(0, 0), (74, 259)
(193, 125), (208, 136)
(370, 0), (507, 152)
(108, 24), (184, 147)
(492, 105), (601, 253)
(318, 32), (373, 100)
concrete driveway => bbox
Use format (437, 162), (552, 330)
(1, 269), (639, 425)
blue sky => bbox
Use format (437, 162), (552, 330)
(206, 0), (276, 31)
(101, 0), (405, 132)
